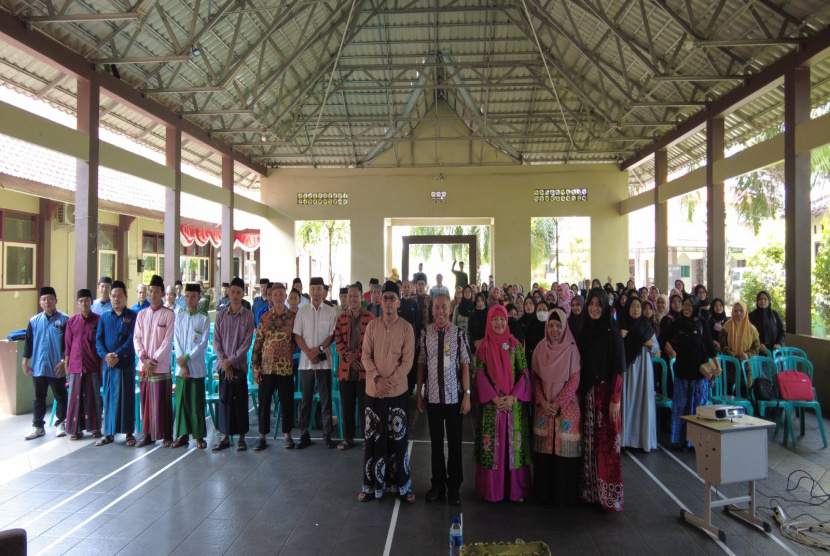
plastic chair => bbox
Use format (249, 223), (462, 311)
(773, 347), (808, 360)
(205, 354), (219, 428)
(776, 356), (826, 448)
(653, 357), (672, 432)
(714, 354), (753, 416)
(247, 368), (259, 412)
(330, 344), (343, 439)
(747, 356), (793, 443)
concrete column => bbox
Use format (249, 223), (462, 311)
(654, 149), (669, 292)
(706, 117), (725, 298)
(260, 211), (295, 286)
(350, 215), (385, 284)
(37, 199), (53, 295)
(492, 215), (531, 288)
(164, 126), (181, 285)
(784, 66), (811, 334)
(74, 78), (99, 295)
(221, 156), (234, 283)
(118, 215), (135, 282)
(385, 222), (393, 278)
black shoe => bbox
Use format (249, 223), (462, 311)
(323, 435), (335, 449)
(296, 435), (312, 449)
(426, 485), (446, 502)
(448, 488), (461, 506)
(283, 437), (296, 449)
(252, 438), (267, 451)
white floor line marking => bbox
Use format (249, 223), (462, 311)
(33, 447), (196, 556)
(383, 440), (414, 556)
(23, 444), (162, 528)
(657, 444), (800, 556)
(625, 450), (737, 556)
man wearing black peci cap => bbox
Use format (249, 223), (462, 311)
(216, 282), (231, 312)
(293, 276), (337, 449)
(22, 286), (70, 440)
(253, 278), (270, 317)
(64, 288), (103, 440)
(287, 278), (309, 310)
(92, 276), (113, 315)
(337, 287), (349, 316)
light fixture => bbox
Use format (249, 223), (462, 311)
(437, 173), (444, 183)
(191, 46), (201, 57)
(260, 129), (266, 142)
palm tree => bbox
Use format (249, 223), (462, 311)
(530, 217), (560, 283)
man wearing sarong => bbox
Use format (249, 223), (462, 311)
(171, 283), (210, 449)
(133, 274), (176, 447)
(251, 282), (296, 451)
(212, 277), (255, 451)
(95, 280), (137, 446)
(64, 289), (103, 440)
(293, 276), (337, 449)
(22, 286), (70, 440)
(358, 281), (416, 503)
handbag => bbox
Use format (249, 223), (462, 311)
(699, 359), (721, 380)
(777, 371), (814, 401)
(751, 376), (775, 402)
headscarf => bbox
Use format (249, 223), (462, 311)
(487, 287), (501, 308)
(724, 301), (757, 353)
(545, 290), (558, 307)
(469, 292), (490, 342)
(656, 294), (671, 323)
(641, 299), (661, 337)
(709, 297), (728, 332)
(558, 282), (572, 316)
(457, 285), (474, 317)
(748, 290), (782, 348)
(532, 309), (581, 402)
(622, 297), (657, 367)
(695, 285), (711, 321)
(518, 296), (537, 334)
(668, 293), (683, 321)
(568, 294), (585, 337)
(476, 305), (521, 396)
(577, 288), (626, 390)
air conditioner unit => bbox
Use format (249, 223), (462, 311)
(57, 203), (75, 225)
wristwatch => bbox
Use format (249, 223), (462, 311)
(374, 375), (381, 384)
(464, 389), (471, 396)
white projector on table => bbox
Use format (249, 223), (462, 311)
(696, 405), (746, 421)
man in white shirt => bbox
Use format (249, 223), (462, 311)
(429, 274), (450, 300)
(293, 276), (337, 449)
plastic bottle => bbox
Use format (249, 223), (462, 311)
(449, 516), (463, 556)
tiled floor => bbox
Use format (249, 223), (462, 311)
(1, 403), (828, 555)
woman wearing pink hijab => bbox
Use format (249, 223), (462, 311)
(486, 287), (501, 308)
(558, 282), (572, 317)
(473, 305), (532, 503)
(531, 308), (581, 507)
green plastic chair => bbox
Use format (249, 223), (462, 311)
(773, 347), (807, 360)
(713, 354), (753, 416)
(747, 355), (792, 443)
(776, 356), (826, 448)
(653, 357), (672, 432)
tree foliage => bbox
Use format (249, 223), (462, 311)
(530, 217), (559, 274)
(740, 241), (786, 321)
(813, 219), (830, 334)
(296, 220), (349, 296)
(409, 225), (491, 281)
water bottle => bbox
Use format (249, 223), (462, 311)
(449, 516), (463, 556)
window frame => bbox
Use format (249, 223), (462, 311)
(0, 209), (38, 291)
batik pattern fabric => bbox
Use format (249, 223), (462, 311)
(252, 308), (296, 376)
(66, 372), (102, 435)
(580, 377), (624, 512)
(532, 378), (581, 458)
(361, 392), (411, 498)
(139, 372), (173, 440)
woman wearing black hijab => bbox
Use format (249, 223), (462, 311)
(467, 292), (489, 350)
(708, 297), (728, 350)
(694, 284), (711, 322)
(663, 295), (719, 449)
(577, 288), (625, 512)
(524, 301), (550, 373)
(620, 297), (659, 452)
(748, 290), (785, 356)
(568, 294), (585, 337)
(453, 285), (474, 331)
(518, 296), (537, 342)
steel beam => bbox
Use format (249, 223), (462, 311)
(26, 13), (140, 23)
(91, 55), (191, 64)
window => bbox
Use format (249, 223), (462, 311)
(1, 210), (37, 289)
(142, 232), (165, 284)
(98, 225), (117, 280)
(180, 244), (211, 285)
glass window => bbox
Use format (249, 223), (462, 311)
(158, 235), (165, 253)
(142, 233), (156, 253)
(4, 213), (35, 242)
(4, 243), (35, 287)
(100, 251), (117, 279)
(159, 255), (165, 278)
(98, 227), (117, 250)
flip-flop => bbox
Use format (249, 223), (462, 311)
(95, 436), (114, 446)
(91, 430), (103, 438)
(401, 490), (416, 504)
(212, 439), (231, 452)
(125, 435), (136, 446)
(170, 436), (189, 448)
(358, 492), (375, 503)
(338, 440), (354, 451)
(196, 439), (207, 449)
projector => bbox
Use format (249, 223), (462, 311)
(695, 405), (746, 420)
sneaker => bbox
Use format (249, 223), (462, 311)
(25, 427), (45, 440)
(56, 423), (66, 438)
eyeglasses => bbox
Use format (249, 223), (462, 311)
(382, 295), (398, 302)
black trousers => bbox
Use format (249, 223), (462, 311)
(258, 373), (294, 435)
(426, 402), (463, 489)
(33, 376), (67, 428)
(339, 379), (365, 441)
(299, 368), (332, 437)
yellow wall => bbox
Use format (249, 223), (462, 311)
(0, 188), (39, 336)
(260, 163), (629, 289)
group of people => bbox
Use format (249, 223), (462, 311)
(22, 264), (783, 513)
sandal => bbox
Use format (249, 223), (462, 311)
(95, 435), (114, 446)
(135, 436), (155, 448)
(212, 439), (231, 452)
(236, 439), (247, 451)
(125, 435), (136, 447)
(170, 435), (189, 449)
(70, 433), (83, 441)
(401, 490), (416, 504)
(161, 437), (174, 448)
(196, 439), (207, 449)
(91, 430), (102, 438)
(358, 491), (375, 503)
(338, 440), (354, 451)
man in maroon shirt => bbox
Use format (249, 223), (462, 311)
(64, 289), (103, 440)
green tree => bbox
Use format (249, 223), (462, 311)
(740, 241), (786, 320)
(409, 225), (491, 281)
(530, 217), (561, 282)
(812, 218), (830, 335)
(297, 220), (349, 297)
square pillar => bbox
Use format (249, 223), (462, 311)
(706, 117), (726, 298)
(351, 215), (385, 284)
(654, 149), (669, 292)
(492, 215), (531, 288)
(784, 66), (811, 334)
(74, 78), (99, 295)
(221, 156), (234, 283)
(164, 126), (182, 285)
(119, 215), (135, 281)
